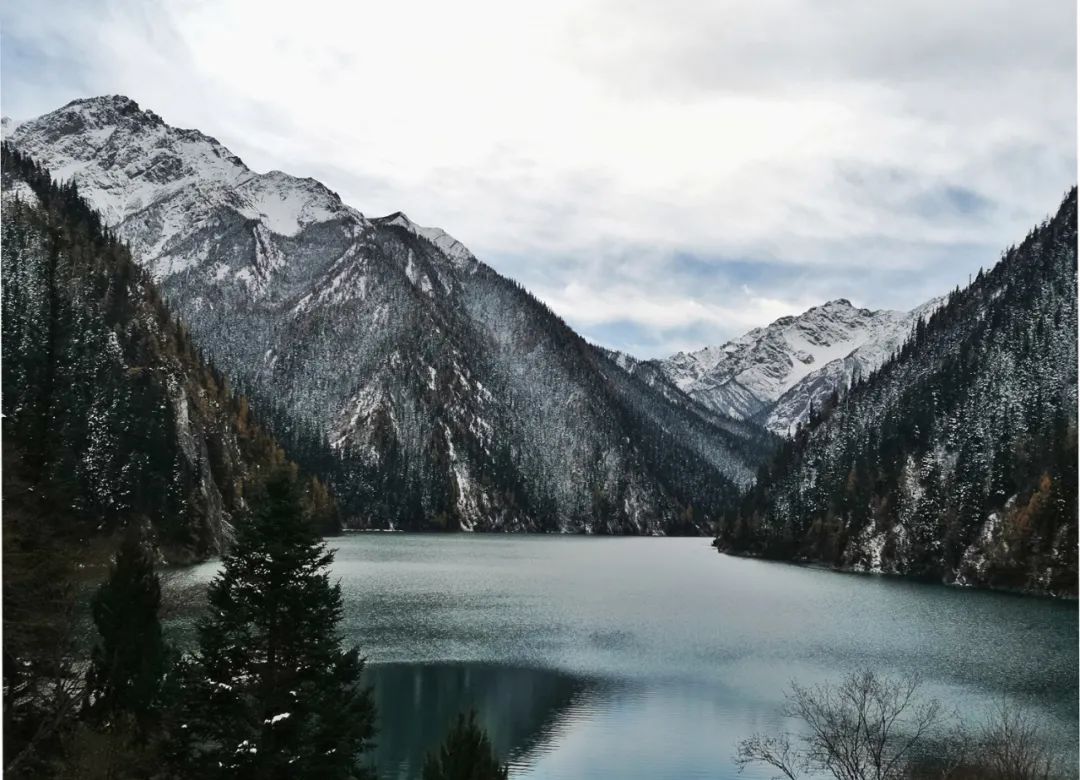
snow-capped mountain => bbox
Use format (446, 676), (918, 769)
(1, 144), (337, 561)
(718, 189), (1078, 596)
(4, 95), (769, 533)
(623, 298), (942, 437)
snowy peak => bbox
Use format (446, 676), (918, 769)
(57, 95), (170, 134)
(372, 210), (476, 269)
(665, 298), (899, 395)
(3, 95), (361, 253)
(654, 297), (942, 435)
(717, 189), (1078, 595)
(236, 170), (355, 237)
(38, 95), (240, 168)
(669, 300), (872, 391)
(6, 95), (768, 535)
(4, 96), (488, 281)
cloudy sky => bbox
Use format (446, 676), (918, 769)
(2, 0), (1075, 357)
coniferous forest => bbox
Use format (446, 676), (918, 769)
(1, 145), (507, 777)
(0, 85), (1076, 777)
(3, 93), (775, 538)
(718, 189), (1078, 596)
(1, 144), (339, 558)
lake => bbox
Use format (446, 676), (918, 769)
(171, 534), (1079, 779)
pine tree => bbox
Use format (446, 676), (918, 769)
(85, 526), (168, 734)
(175, 466), (376, 779)
(719, 188), (1077, 593)
(422, 711), (508, 780)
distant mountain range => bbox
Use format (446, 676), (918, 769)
(4, 95), (1075, 581)
(609, 297), (943, 437)
(3, 96), (767, 534)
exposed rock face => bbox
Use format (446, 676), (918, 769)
(620, 297), (943, 437)
(6, 96), (769, 533)
(2, 146), (333, 561)
(717, 190), (1079, 596)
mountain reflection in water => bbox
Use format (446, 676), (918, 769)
(363, 662), (597, 778)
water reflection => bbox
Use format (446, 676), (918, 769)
(166, 536), (1078, 779)
(364, 662), (596, 779)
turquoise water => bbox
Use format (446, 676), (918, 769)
(173, 534), (1079, 779)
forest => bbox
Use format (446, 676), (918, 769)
(1, 144), (508, 779)
(718, 189), (1078, 596)
(2, 134), (1076, 779)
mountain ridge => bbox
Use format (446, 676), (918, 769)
(1, 142), (338, 561)
(614, 296), (944, 437)
(5, 95), (770, 534)
(717, 188), (1078, 596)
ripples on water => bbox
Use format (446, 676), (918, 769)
(167, 535), (1079, 780)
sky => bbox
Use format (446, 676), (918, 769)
(1, 0), (1076, 358)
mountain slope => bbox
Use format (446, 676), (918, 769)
(5, 96), (770, 533)
(621, 298), (942, 437)
(1, 143), (337, 561)
(717, 189), (1078, 596)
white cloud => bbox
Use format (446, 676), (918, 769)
(1, 0), (1074, 356)
(542, 281), (803, 332)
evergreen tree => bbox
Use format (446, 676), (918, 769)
(718, 188), (1078, 595)
(85, 526), (168, 734)
(422, 711), (508, 780)
(2, 141), (338, 562)
(175, 466), (376, 779)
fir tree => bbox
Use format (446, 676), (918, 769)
(718, 188), (1078, 594)
(175, 466), (376, 779)
(85, 526), (168, 734)
(422, 711), (508, 780)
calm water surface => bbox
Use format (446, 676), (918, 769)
(173, 534), (1079, 779)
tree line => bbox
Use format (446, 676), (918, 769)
(5, 466), (508, 780)
(718, 188), (1078, 596)
(1, 141), (338, 558)
(1, 142), (509, 780)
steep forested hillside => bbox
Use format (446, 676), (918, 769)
(5, 96), (770, 534)
(1, 144), (336, 562)
(717, 189), (1078, 596)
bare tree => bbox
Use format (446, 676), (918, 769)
(735, 732), (804, 780)
(979, 700), (1058, 780)
(736, 671), (947, 780)
(736, 673), (1067, 780)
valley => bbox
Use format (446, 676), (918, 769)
(2, 3), (1075, 778)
